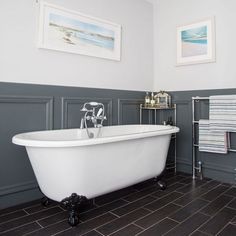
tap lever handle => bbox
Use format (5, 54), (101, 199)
(96, 108), (103, 117)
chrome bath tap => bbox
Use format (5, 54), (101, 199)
(80, 102), (107, 138)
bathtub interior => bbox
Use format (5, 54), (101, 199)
(13, 125), (176, 142)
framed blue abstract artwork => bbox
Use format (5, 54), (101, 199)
(177, 17), (215, 65)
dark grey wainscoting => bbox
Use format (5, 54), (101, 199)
(171, 88), (236, 184)
(0, 82), (147, 209)
(1, 82), (236, 209)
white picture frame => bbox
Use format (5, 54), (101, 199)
(38, 1), (122, 61)
(177, 17), (215, 66)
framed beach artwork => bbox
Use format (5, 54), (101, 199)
(177, 17), (215, 65)
(38, 2), (121, 61)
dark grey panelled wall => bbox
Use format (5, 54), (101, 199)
(0, 82), (236, 209)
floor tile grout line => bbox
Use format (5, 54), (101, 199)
(24, 204), (62, 214)
(106, 223), (139, 236)
(171, 201), (185, 207)
(37, 210), (119, 235)
(0, 209), (66, 235)
(131, 177), (187, 196)
(190, 229), (212, 236)
(79, 197), (149, 223)
(148, 184), (187, 199)
(133, 203), (182, 231)
(173, 184), (215, 201)
(0, 208), (50, 227)
(121, 184), (159, 202)
(89, 200), (159, 223)
(0, 212), (30, 226)
(193, 204), (236, 235)
(161, 218), (181, 236)
(80, 199), (130, 219)
(79, 197), (130, 217)
(93, 207), (153, 235)
(78, 212), (124, 236)
(201, 202), (236, 220)
(192, 209), (227, 236)
(142, 190), (186, 213)
(83, 211), (120, 228)
(23, 209), (30, 215)
(20, 221), (45, 236)
(118, 198), (130, 204)
(0, 209), (30, 219)
(199, 184), (232, 202)
(110, 193), (165, 217)
(197, 230), (212, 236)
(174, 184), (209, 196)
(1, 221), (44, 235)
(93, 189), (139, 208)
(23, 203), (43, 210)
(172, 191), (211, 208)
(23, 219), (70, 236)
(198, 194), (234, 216)
(123, 188), (162, 202)
(166, 216), (180, 224)
(108, 211), (121, 218)
(132, 222), (145, 230)
(215, 222), (232, 236)
(162, 207), (214, 236)
(0, 201), (42, 217)
(136, 215), (177, 236)
(166, 209), (212, 236)
(224, 193), (236, 198)
(94, 229), (106, 236)
(34, 210), (67, 226)
(171, 195), (213, 221)
(35, 220), (44, 229)
(176, 191), (211, 207)
(111, 206), (152, 219)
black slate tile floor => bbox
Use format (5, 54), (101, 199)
(0, 172), (235, 236)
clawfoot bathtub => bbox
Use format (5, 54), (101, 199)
(13, 124), (179, 226)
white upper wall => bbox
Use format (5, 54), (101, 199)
(0, 0), (153, 91)
(153, 0), (236, 91)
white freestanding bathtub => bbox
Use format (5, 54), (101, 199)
(13, 125), (179, 214)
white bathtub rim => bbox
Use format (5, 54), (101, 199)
(12, 125), (179, 148)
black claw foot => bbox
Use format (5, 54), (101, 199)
(157, 180), (167, 190)
(68, 212), (79, 226)
(41, 197), (51, 207)
(61, 193), (87, 227)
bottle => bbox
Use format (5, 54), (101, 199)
(144, 92), (150, 106)
(150, 92), (155, 107)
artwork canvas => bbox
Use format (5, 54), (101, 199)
(38, 2), (121, 61)
(177, 18), (215, 65)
